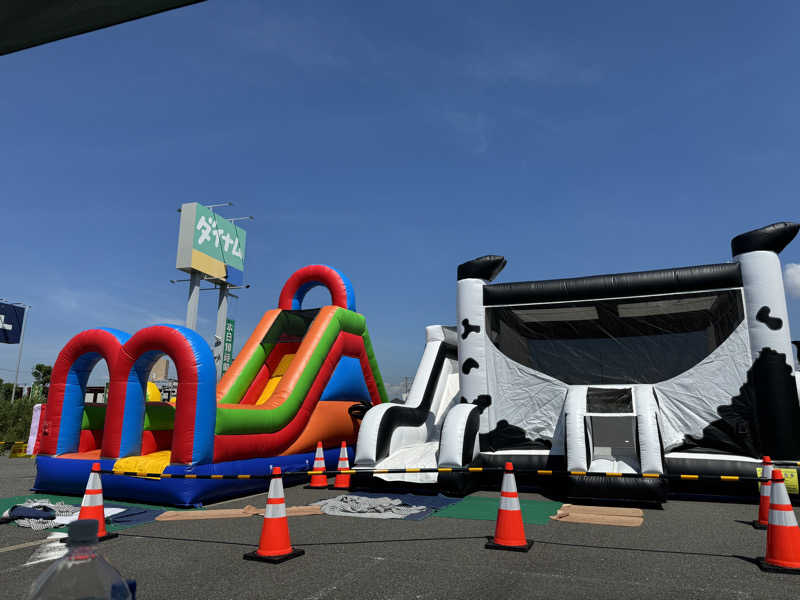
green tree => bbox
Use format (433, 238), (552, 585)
(32, 363), (52, 392)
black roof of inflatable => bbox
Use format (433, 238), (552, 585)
(731, 222), (799, 256)
(483, 262), (742, 306)
(457, 255), (507, 282)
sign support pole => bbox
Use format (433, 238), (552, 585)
(214, 283), (229, 380)
(186, 271), (201, 330)
(10, 304), (29, 404)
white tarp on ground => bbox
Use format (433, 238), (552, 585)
(653, 322), (751, 451)
(485, 339), (568, 449)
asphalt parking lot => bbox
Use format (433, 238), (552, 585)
(1, 456), (798, 600)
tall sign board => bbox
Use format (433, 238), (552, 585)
(222, 319), (235, 375)
(176, 203), (247, 286)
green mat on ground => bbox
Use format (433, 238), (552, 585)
(433, 496), (561, 524)
(0, 494), (201, 533)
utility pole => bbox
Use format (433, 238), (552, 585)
(10, 303), (29, 404)
(185, 271), (201, 330)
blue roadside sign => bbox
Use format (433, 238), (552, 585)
(0, 303), (25, 344)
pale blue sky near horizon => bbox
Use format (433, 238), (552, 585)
(2, 1), (799, 395)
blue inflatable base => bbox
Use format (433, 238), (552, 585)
(33, 447), (348, 508)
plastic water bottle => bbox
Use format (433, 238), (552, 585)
(27, 519), (135, 600)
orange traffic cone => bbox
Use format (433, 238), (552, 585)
(331, 442), (351, 490)
(243, 467), (305, 563)
(758, 468), (800, 573)
(754, 456), (773, 530)
(77, 462), (117, 541)
(306, 441), (328, 489)
(485, 462), (532, 552)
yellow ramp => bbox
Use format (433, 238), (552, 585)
(256, 354), (295, 405)
(113, 450), (172, 478)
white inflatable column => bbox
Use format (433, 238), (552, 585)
(732, 222), (800, 459)
(565, 386), (588, 472)
(736, 251), (793, 362)
(457, 277), (490, 429)
(633, 385), (663, 475)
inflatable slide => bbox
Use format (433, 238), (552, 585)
(34, 265), (388, 506)
(353, 325), (459, 484)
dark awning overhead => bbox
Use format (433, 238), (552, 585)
(0, 1), (206, 56)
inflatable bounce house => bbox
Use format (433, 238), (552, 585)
(34, 265), (387, 506)
(355, 222), (800, 501)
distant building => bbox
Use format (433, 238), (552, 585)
(149, 357), (171, 381)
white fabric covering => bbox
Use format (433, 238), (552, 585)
(374, 442), (439, 484)
(664, 452), (761, 462)
(588, 457), (639, 474)
(653, 322), (751, 451)
(27, 403), (42, 454)
(485, 338), (569, 450)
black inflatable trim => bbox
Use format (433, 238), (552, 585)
(0, 1), (206, 56)
(457, 255), (507, 282)
(483, 263), (742, 306)
(731, 222), (799, 256)
(460, 405), (481, 466)
(374, 344), (457, 462)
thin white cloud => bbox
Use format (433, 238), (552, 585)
(784, 263), (800, 298)
(223, 8), (352, 69)
(467, 50), (603, 86)
(443, 110), (490, 154)
(47, 288), (190, 331)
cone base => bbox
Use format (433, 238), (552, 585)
(329, 485), (350, 490)
(485, 538), (533, 553)
(752, 521), (768, 530)
(758, 557), (800, 574)
(60, 532), (118, 544)
(243, 548), (305, 564)
(305, 482), (329, 489)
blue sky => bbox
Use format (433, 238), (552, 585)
(2, 1), (799, 395)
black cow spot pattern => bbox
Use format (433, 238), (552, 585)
(756, 306), (783, 331)
(462, 358), (479, 374)
(461, 318), (481, 339)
